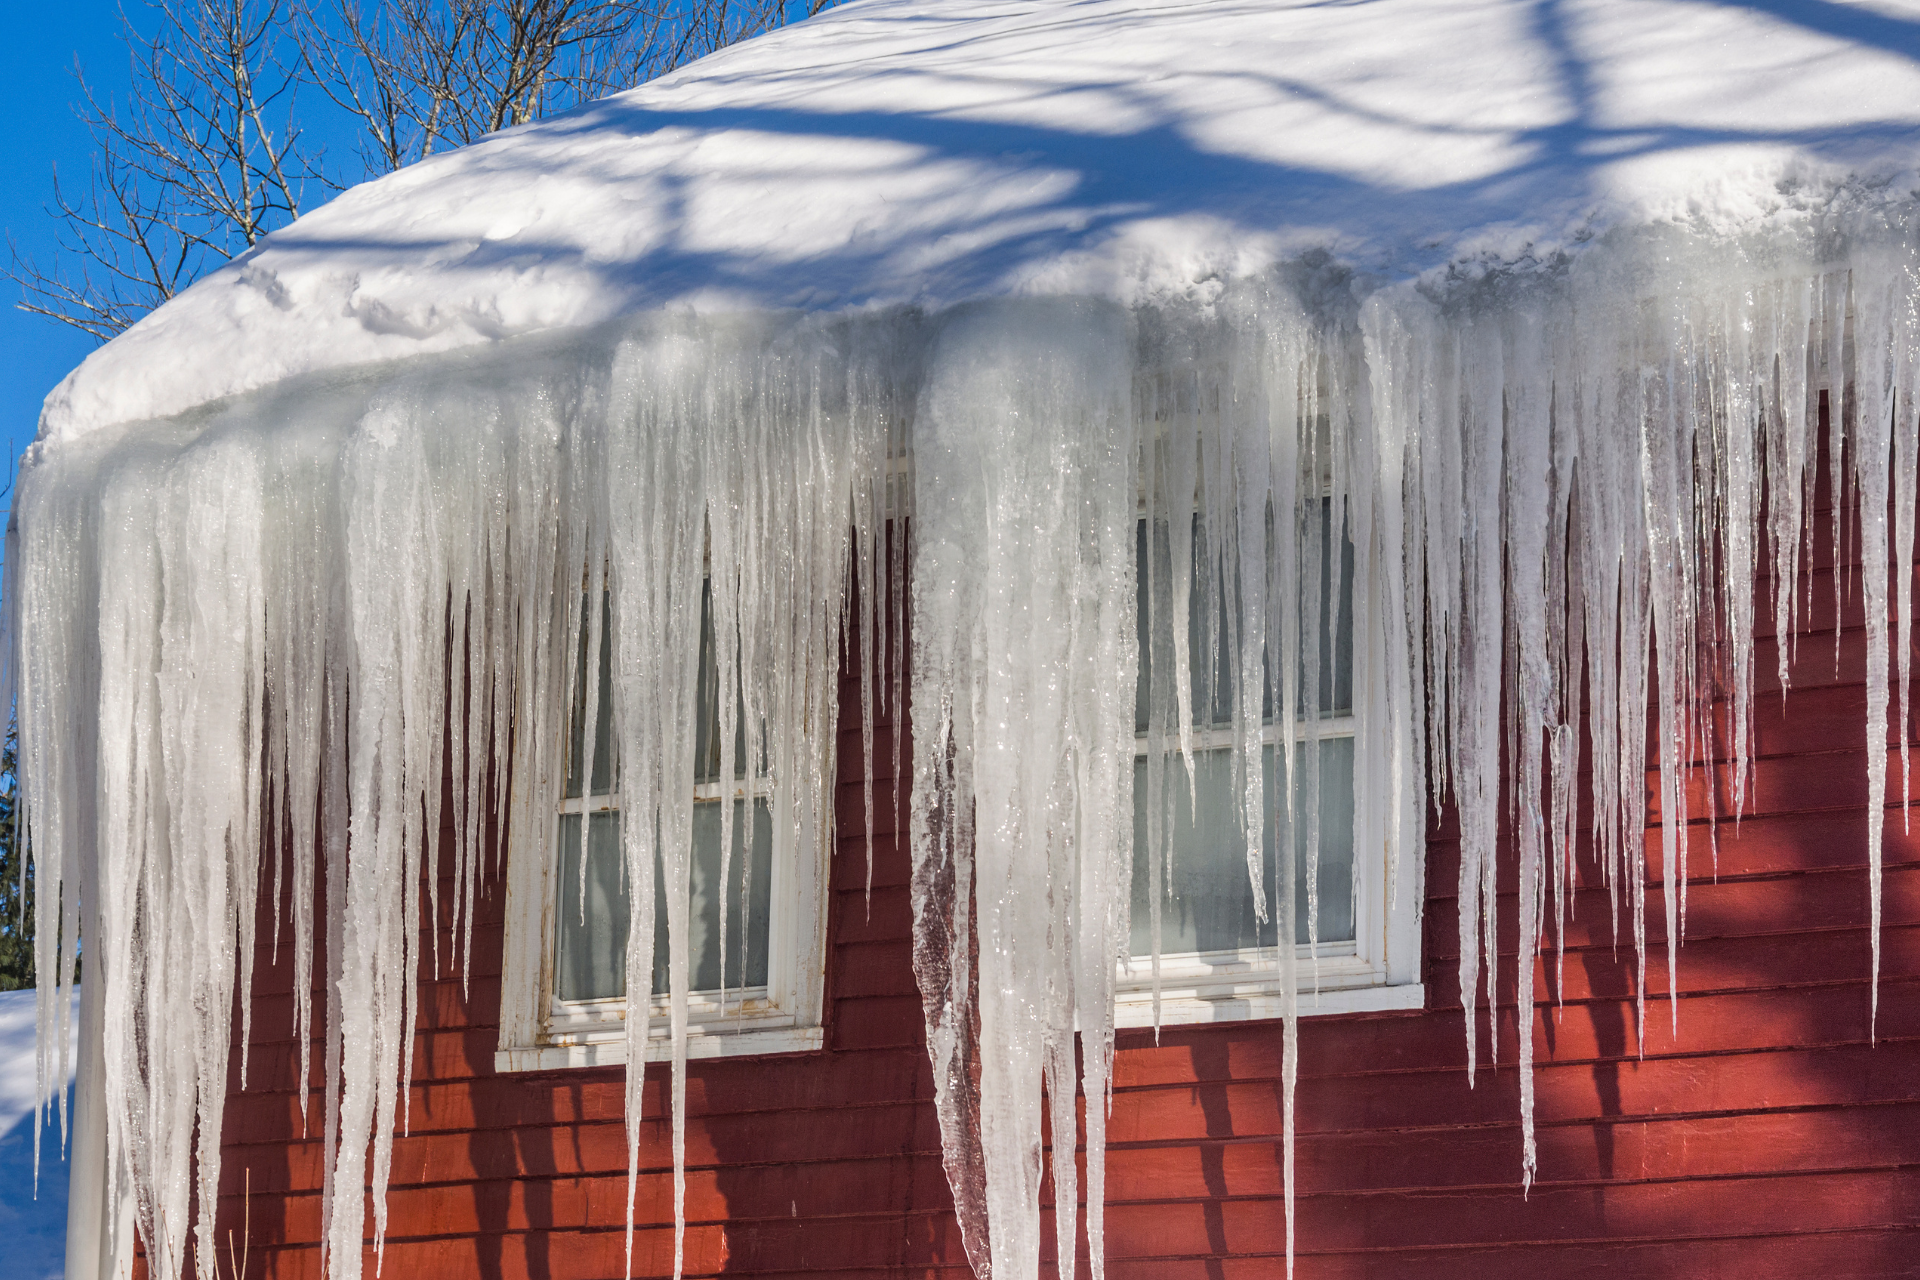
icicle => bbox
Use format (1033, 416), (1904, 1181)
(910, 298), (1137, 1280)
(7, 316), (893, 1280)
(13, 227), (1919, 1280)
(1892, 267), (1920, 841)
(593, 318), (894, 1279)
(1847, 241), (1920, 1037)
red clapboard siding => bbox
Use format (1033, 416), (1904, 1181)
(188, 466), (1920, 1280)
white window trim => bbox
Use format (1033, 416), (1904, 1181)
(497, 731), (832, 1073)
(499, 496), (1422, 1061)
(1114, 544), (1425, 1027)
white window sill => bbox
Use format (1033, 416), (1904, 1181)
(499, 988), (822, 1071)
(1114, 982), (1424, 1027)
(1113, 947), (1423, 1027)
(495, 1024), (824, 1072)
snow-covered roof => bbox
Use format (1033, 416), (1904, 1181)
(38, 0), (1920, 443)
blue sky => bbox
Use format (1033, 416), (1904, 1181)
(0, 4), (366, 482)
(0, 4), (127, 482)
(0, 14), (169, 1275)
(0, 19), (117, 1274)
(0, 2), (822, 481)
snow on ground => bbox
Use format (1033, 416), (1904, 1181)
(0, 988), (77, 1280)
(35, 0), (1920, 444)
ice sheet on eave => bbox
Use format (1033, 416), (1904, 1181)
(35, 0), (1920, 445)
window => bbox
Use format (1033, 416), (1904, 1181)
(1114, 506), (1423, 1026)
(496, 589), (829, 1072)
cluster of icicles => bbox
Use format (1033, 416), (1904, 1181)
(11, 230), (1918, 1280)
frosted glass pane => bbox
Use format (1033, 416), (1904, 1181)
(555, 798), (774, 1001)
(1130, 736), (1355, 956)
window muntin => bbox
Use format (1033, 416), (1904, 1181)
(1120, 501), (1416, 1023)
(554, 801), (773, 1000)
(497, 582), (829, 1072)
(552, 590), (775, 1010)
(1131, 504), (1356, 948)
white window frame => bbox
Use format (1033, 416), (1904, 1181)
(496, 652), (832, 1074)
(1113, 521), (1424, 1029)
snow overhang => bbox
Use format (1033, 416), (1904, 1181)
(32, 0), (1920, 446)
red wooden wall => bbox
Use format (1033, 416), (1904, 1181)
(196, 473), (1920, 1278)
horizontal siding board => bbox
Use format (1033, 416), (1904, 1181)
(223, 1045), (938, 1141)
(1420, 870), (1919, 967)
(1081, 1167), (1920, 1256)
(1110, 1045), (1920, 1142)
(217, 1156), (955, 1243)
(1104, 1099), (1920, 1195)
(830, 941), (920, 998)
(1101, 1228), (1919, 1280)
(830, 885), (916, 944)
(1111, 1034), (1920, 1117)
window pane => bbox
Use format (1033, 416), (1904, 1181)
(565, 596), (617, 799)
(567, 585), (751, 796)
(1129, 736), (1356, 957)
(1312, 504), (1355, 718)
(555, 798), (775, 1001)
(691, 591), (755, 784)
(1134, 502), (1354, 732)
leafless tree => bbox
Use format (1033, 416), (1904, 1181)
(15, 0), (833, 342)
(302, 0), (775, 171)
(11, 0), (311, 341)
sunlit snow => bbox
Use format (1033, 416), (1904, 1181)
(34, 0), (1920, 445)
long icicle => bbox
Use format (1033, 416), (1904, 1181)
(12, 240), (1917, 1280)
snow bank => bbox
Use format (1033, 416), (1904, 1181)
(33, 0), (1920, 446)
(0, 986), (75, 1154)
(0, 987), (78, 1280)
(11, 4), (1920, 1280)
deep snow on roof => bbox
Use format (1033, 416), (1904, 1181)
(38, 0), (1920, 442)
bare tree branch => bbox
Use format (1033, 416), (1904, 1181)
(304, 0), (800, 173)
(10, 0), (315, 339)
(16, 0), (838, 343)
